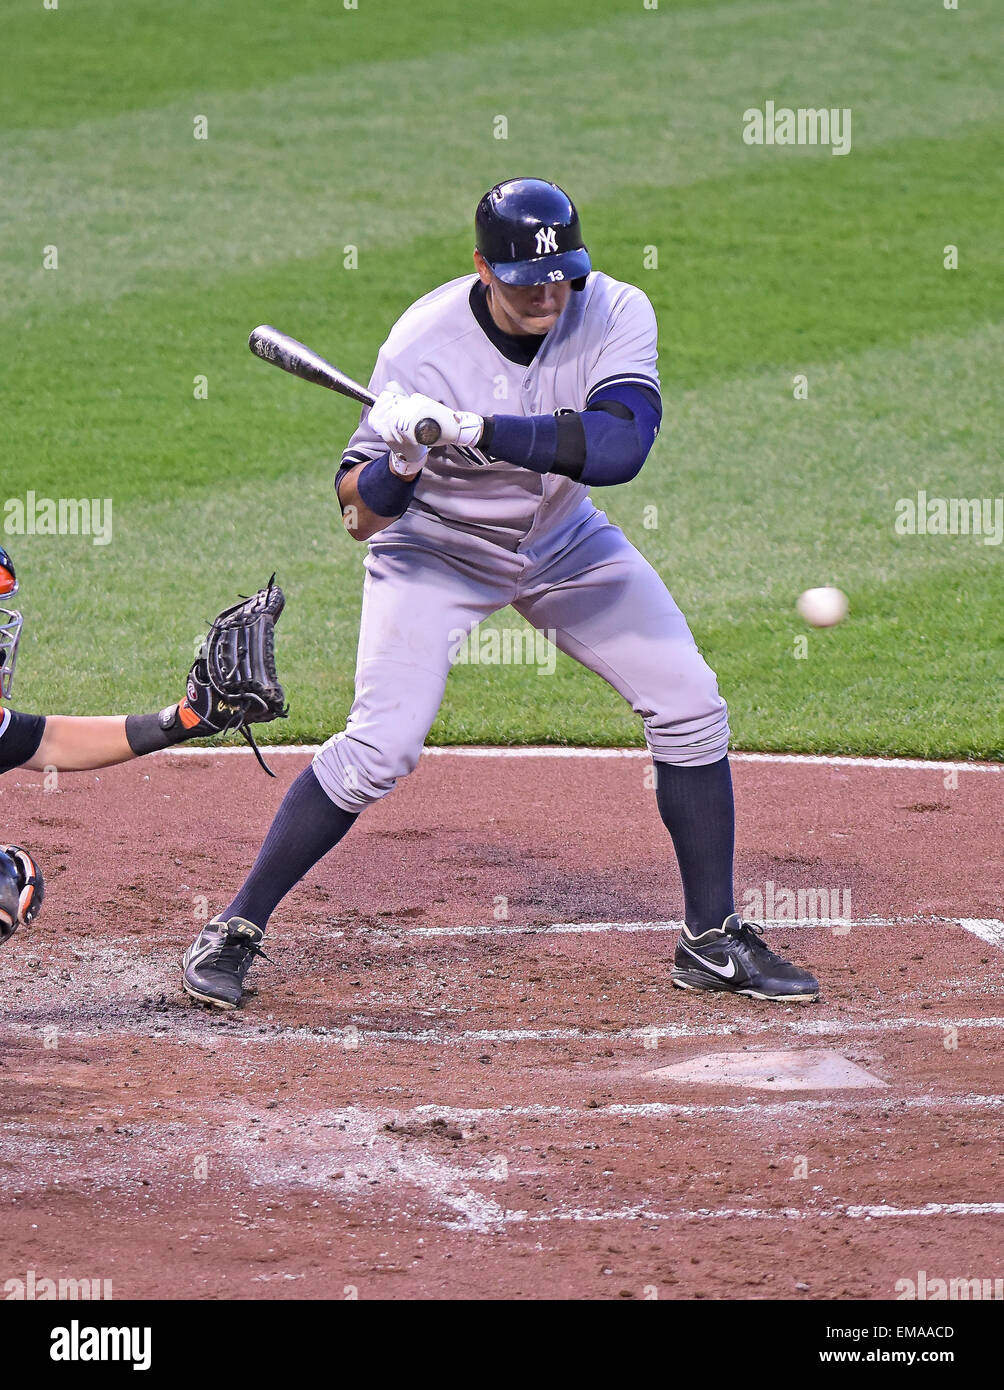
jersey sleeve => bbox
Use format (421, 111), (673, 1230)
(0, 708), (46, 774)
(584, 286), (661, 406)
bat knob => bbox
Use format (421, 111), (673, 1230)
(415, 418), (441, 447)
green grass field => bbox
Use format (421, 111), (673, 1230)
(4, 0), (1001, 758)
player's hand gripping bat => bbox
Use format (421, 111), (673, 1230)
(248, 325), (442, 446)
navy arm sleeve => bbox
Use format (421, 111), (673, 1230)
(478, 382), (662, 486)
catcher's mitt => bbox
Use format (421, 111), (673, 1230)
(182, 575), (289, 775)
(0, 844), (44, 942)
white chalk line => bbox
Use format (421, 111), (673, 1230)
(116, 1013), (1002, 1048)
(368, 915), (1000, 939)
(347, 1094), (1004, 1125)
(10, 1011), (1003, 1054)
(157, 745), (1002, 774)
(238, 915), (998, 944)
(844, 1203), (1004, 1219)
(342, 1014), (1004, 1046)
(501, 1201), (1004, 1226)
(10, 1004), (1002, 1065)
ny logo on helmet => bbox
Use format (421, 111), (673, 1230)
(534, 227), (559, 256)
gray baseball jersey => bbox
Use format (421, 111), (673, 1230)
(314, 271), (729, 812)
(339, 271), (660, 549)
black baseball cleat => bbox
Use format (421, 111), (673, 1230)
(672, 912), (819, 1002)
(182, 915), (270, 1009)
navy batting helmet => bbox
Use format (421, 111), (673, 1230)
(0, 547), (22, 701)
(475, 178), (591, 290)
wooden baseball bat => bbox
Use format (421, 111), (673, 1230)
(247, 325), (441, 446)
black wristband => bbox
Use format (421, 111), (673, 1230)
(478, 417), (496, 453)
(552, 411), (587, 479)
(125, 707), (195, 756)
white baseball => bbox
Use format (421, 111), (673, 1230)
(796, 586), (848, 628)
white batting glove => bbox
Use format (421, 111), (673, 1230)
(400, 392), (484, 450)
(368, 382), (429, 478)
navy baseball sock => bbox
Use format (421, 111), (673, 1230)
(654, 755), (736, 936)
(221, 764), (358, 930)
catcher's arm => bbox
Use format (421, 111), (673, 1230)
(3, 578), (287, 777)
(23, 716), (133, 771)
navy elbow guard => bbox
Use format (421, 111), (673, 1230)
(578, 383), (661, 485)
(480, 384), (661, 485)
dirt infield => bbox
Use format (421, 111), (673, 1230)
(1, 749), (1001, 1300)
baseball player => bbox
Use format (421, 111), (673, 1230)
(0, 547), (286, 947)
(182, 177), (818, 1009)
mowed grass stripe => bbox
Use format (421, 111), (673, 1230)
(607, 130), (1001, 386)
(3, 0), (996, 317)
(6, 126), (1000, 509)
(6, 0), (744, 131)
(11, 321), (1001, 758)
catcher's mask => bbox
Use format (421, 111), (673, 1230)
(0, 547), (23, 700)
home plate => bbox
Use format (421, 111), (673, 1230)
(647, 1049), (887, 1091)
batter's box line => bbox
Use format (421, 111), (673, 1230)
(497, 1200), (1004, 1227)
(329, 1094), (1004, 1127)
(12, 1013), (1004, 1051)
(357, 916), (1004, 944)
(155, 744), (1003, 774)
(341, 1015), (1004, 1046)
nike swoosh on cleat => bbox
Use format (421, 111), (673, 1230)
(184, 936), (227, 972)
(680, 942), (737, 978)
